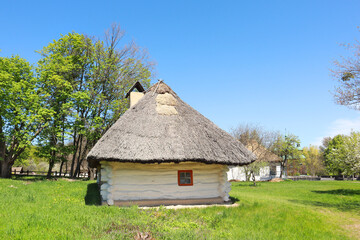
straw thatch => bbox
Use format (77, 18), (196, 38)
(246, 140), (281, 163)
(87, 82), (256, 167)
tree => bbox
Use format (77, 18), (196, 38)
(231, 124), (279, 185)
(272, 133), (301, 178)
(302, 145), (325, 176)
(323, 135), (347, 176)
(332, 29), (360, 110)
(36, 32), (93, 178)
(342, 132), (360, 178)
(0, 56), (51, 178)
(76, 24), (153, 179)
(36, 24), (154, 179)
(13, 145), (46, 170)
(319, 136), (332, 153)
(323, 133), (360, 179)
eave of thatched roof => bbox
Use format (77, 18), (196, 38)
(87, 82), (256, 167)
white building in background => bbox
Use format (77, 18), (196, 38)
(227, 163), (281, 181)
(227, 140), (282, 181)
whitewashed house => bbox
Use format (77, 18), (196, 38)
(87, 81), (255, 206)
(227, 141), (281, 181)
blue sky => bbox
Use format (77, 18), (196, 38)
(1, 0), (360, 147)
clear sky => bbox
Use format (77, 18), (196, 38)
(1, 0), (360, 147)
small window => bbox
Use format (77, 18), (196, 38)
(178, 170), (193, 186)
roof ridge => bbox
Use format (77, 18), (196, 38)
(146, 81), (177, 96)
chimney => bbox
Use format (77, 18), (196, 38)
(125, 81), (145, 107)
(129, 92), (144, 107)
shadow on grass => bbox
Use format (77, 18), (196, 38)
(11, 175), (48, 181)
(289, 199), (360, 212)
(85, 183), (101, 206)
(231, 182), (261, 188)
(12, 175), (90, 182)
(229, 196), (240, 203)
(312, 189), (360, 196)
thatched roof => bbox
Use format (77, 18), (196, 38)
(87, 82), (256, 167)
(246, 140), (281, 163)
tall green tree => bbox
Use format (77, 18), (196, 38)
(37, 24), (153, 178)
(323, 135), (346, 176)
(342, 132), (360, 178)
(272, 133), (301, 178)
(0, 56), (51, 178)
(37, 32), (93, 178)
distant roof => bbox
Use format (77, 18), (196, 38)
(11, 167), (23, 171)
(246, 140), (281, 162)
(87, 81), (256, 167)
(125, 81), (145, 98)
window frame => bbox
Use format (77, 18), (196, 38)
(177, 170), (193, 186)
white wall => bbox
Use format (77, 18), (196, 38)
(100, 161), (230, 205)
(227, 163), (281, 181)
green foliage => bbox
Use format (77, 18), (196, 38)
(0, 56), (50, 145)
(342, 132), (360, 176)
(243, 160), (267, 185)
(341, 72), (354, 81)
(272, 133), (301, 177)
(323, 132), (360, 177)
(0, 179), (359, 239)
(35, 27), (153, 177)
(323, 135), (347, 176)
(0, 25), (154, 178)
(302, 145), (325, 176)
(36, 32), (90, 175)
(0, 55), (52, 177)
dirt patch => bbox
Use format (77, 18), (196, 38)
(344, 218), (360, 240)
(269, 178), (283, 182)
(134, 232), (155, 240)
(319, 209), (360, 239)
(63, 178), (77, 182)
(105, 223), (155, 240)
(228, 179), (241, 182)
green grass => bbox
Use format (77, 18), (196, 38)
(0, 177), (359, 239)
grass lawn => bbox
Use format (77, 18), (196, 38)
(0, 177), (359, 240)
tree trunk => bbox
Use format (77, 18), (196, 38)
(59, 161), (65, 176)
(280, 156), (287, 178)
(0, 117), (11, 178)
(251, 172), (256, 186)
(88, 165), (95, 180)
(245, 172), (250, 181)
(47, 151), (56, 179)
(70, 134), (81, 178)
(279, 163), (284, 178)
(47, 162), (54, 179)
(0, 160), (12, 178)
(74, 135), (85, 178)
